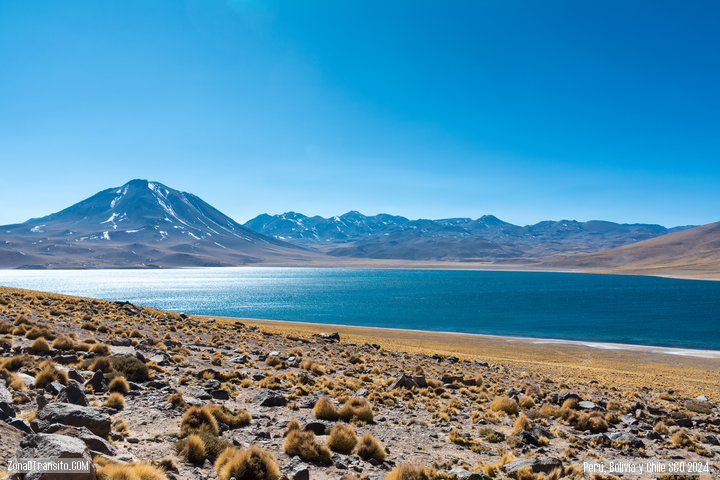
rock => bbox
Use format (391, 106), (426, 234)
(558, 392), (582, 405)
(577, 401), (599, 410)
(620, 414), (638, 425)
(0, 378), (12, 403)
(85, 370), (107, 393)
(696, 395), (708, 402)
(474, 359), (489, 367)
(56, 380), (89, 407)
(6, 417), (33, 433)
(36, 394), (49, 412)
(645, 431), (663, 441)
(316, 332), (340, 342)
(675, 418), (694, 428)
(43, 424), (117, 455)
(412, 375), (427, 388)
(303, 421), (330, 435)
(52, 354), (78, 365)
(518, 431), (539, 446)
(449, 467), (491, 480)
(532, 426), (553, 440)
(441, 374), (463, 384)
(210, 389), (230, 400)
(389, 374), (418, 390)
(17, 373), (36, 389)
(230, 355), (248, 364)
(14, 433), (96, 480)
(254, 390), (287, 407)
(0, 400), (15, 419)
(67, 369), (85, 384)
(35, 403), (111, 438)
(44, 381), (66, 396)
(503, 457), (562, 475)
(355, 388), (369, 397)
(607, 432), (644, 449)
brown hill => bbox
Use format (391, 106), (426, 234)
(549, 220), (720, 277)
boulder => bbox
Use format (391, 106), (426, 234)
(607, 432), (644, 449)
(504, 457), (562, 475)
(254, 390), (287, 407)
(56, 380), (89, 407)
(34, 403), (111, 438)
(449, 467), (491, 480)
(13, 433), (96, 480)
(303, 421), (331, 435)
(389, 374), (418, 390)
(0, 379), (13, 404)
(85, 370), (107, 393)
(43, 424), (117, 455)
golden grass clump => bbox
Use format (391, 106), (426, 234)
(339, 397), (374, 422)
(653, 421), (670, 435)
(103, 392), (125, 409)
(109, 376), (130, 394)
(328, 422), (358, 454)
(671, 428), (693, 448)
(490, 395), (520, 415)
(52, 335), (75, 350)
(180, 406), (219, 438)
(178, 433), (206, 463)
(356, 433), (386, 462)
(111, 356), (150, 382)
(34, 360), (68, 389)
(30, 337), (50, 352)
(313, 396), (339, 420)
(96, 461), (168, 480)
(207, 403), (251, 428)
(384, 464), (433, 480)
(283, 426), (331, 461)
(215, 446), (281, 480)
(91, 343), (111, 355)
(512, 414), (532, 434)
(90, 357), (113, 373)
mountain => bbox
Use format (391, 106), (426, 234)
(0, 179), (312, 268)
(547, 220), (720, 277)
(244, 211), (692, 262)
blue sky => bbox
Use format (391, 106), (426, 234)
(1, 0), (718, 227)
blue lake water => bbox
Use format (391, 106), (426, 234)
(1, 267), (719, 350)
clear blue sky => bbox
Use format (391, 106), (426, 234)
(1, 0), (718, 227)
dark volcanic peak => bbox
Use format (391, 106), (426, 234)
(244, 211), (694, 261)
(0, 180), (309, 268)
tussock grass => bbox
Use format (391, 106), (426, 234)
(35, 360), (68, 389)
(357, 433), (386, 462)
(180, 406), (219, 437)
(490, 396), (520, 415)
(215, 446), (281, 480)
(328, 422), (358, 454)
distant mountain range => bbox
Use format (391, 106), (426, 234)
(0, 179), (313, 268)
(244, 211), (691, 261)
(0, 179), (714, 276)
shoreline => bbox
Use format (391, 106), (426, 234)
(3, 262), (720, 281)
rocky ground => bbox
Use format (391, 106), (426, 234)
(0, 286), (718, 480)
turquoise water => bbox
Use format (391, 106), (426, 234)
(1, 268), (719, 350)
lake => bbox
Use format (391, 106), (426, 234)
(1, 268), (719, 350)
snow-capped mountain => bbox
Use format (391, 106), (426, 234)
(245, 211), (692, 261)
(0, 179), (311, 268)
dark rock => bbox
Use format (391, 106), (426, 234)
(255, 390), (287, 407)
(504, 457), (562, 475)
(558, 392), (582, 405)
(14, 433), (96, 480)
(43, 424), (117, 455)
(389, 374), (418, 390)
(518, 431), (538, 446)
(0, 400), (15, 419)
(474, 359), (489, 367)
(607, 432), (644, 449)
(441, 374), (463, 384)
(85, 370), (107, 393)
(412, 376), (427, 388)
(52, 354), (78, 365)
(45, 381), (65, 396)
(303, 421), (330, 435)
(675, 418), (693, 428)
(6, 417), (33, 433)
(620, 414), (638, 425)
(56, 380), (89, 407)
(645, 431), (663, 441)
(35, 403), (111, 438)
(210, 389), (230, 400)
(230, 355), (248, 364)
(316, 332), (340, 342)
(67, 369), (85, 384)
(532, 426), (553, 440)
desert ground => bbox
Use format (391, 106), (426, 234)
(0, 286), (718, 480)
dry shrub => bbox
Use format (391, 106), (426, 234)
(96, 461), (167, 480)
(518, 395), (536, 409)
(180, 406), (219, 437)
(490, 396), (520, 415)
(207, 403), (251, 427)
(284, 427), (331, 461)
(104, 393), (125, 410)
(167, 392), (187, 409)
(653, 421), (670, 435)
(357, 433), (386, 462)
(265, 356), (282, 367)
(313, 396), (339, 420)
(30, 337), (50, 352)
(0, 355), (29, 371)
(328, 422), (358, 454)
(671, 428), (693, 448)
(111, 356), (149, 382)
(91, 343), (111, 355)
(568, 411), (608, 433)
(90, 357), (113, 373)
(109, 376), (130, 394)
(511, 414), (532, 434)
(52, 335), (74, 350)
(177, 434), (206, 463)
(35, 360), (68, 389)
(339, 397), (373, 422)
(384, 464), (433, 480)
(215, 446), (281, 480)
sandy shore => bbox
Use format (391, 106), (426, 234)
(210, 315), (720, 399)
